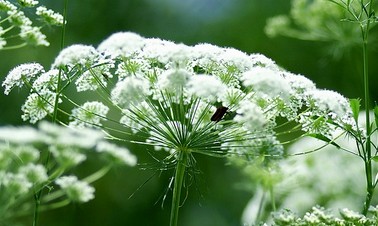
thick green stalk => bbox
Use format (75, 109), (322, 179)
(170, 149), (188, 226)
(361, 0), (374, 215)
(362, 33), (373, 215)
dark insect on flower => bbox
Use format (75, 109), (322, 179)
(211, 106), (229, 122)
(101, 72), (111, 80)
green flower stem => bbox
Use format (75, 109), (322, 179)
(362, 36), (373, 215)
(33, 1), (68, 225)
(32, 193), (40, 226)
(270, 186), (276, 211)
(170, 149), (188, 226)
(83, 165), (112, 183)
(1, 43), (27, 50)
(361, 0), (374, 216)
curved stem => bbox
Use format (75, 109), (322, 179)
(169, 150), (188, 226)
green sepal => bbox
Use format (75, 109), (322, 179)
(374, 105), (378, 129)
(349, 99), (360, 123)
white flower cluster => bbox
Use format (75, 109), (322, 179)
(271, 206), (376, 225)
(36, 6), (64, 26)
(0, 0), (63, 49)
(55, 176), (95, 203)
(241, 111), (376, 224)
(0, 121), (137, 219)
(3, 31), (355, 159)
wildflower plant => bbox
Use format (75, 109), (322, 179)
(258, 0), (378, 222)
(2, 30), (356, 225)
(0, 0), (64, 50)
(265, 0), (378, 58)
(271, 205), (378, 226)
(0, 121), (137, 225)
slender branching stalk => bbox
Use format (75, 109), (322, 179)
(33, 1), (69, 225)
(361, 0), (375, 215)
(169, 149), (188, 226)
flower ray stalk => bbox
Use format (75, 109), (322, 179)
(170, 149), (188, 226)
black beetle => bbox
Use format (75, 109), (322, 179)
(211, 106), (229, 122)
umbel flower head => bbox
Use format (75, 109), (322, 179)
(0, 0), (64, 50)
(2, 31), (354, 163)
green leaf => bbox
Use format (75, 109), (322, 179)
(307, 133), (341, 149)
(374, 106), (378, 129)
(349, 99), (360, 123)
(372, 156), (378, 162)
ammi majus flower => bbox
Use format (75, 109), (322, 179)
(2, 31), (355, 225)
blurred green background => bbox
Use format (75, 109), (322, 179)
(1, 0), (377, 225)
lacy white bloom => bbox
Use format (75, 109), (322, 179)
(36, 6), (64, 25)
(111, 76), (151, 109)
(191, 43), (223, 66)
(157, 69), (191, 91)
(18, 163), (48, 184)
(20, 25), (49, 46)
(21, 89), (60, 123)
(217, 47), (252, 71)
(55, 176), (95, 202)
(306, 89), (350, 119)
(32, 69), (64, 91)
(13, 145), (40, 163)
(242, 67), (292, 101)
(3, 63), (44, 95)
(140, 38), (189, 65)
(52, 44), (98, 68)
(75, 67), (112, 92)
(1, 172), (32, 196)
(69, 101), (109, 128)
(186, 74), (228, 102)
(283, 72), (316, 94)
(0, 144), (40, 168)
(8, 11), (32, 27)
(0, 126), (42, 144)
(96, 141), (137, 166)
(303, 212), (320, 224)
(97, 32), (145, 57)
(50, 145), (86, 167)
(39, 121), (104, 149)
(18, 0), (39, 7)
(233, 101), (266, 131)
(340, 208), (367, 222)
(249, 54), (279, 70)
(0, 0), (17, 11)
